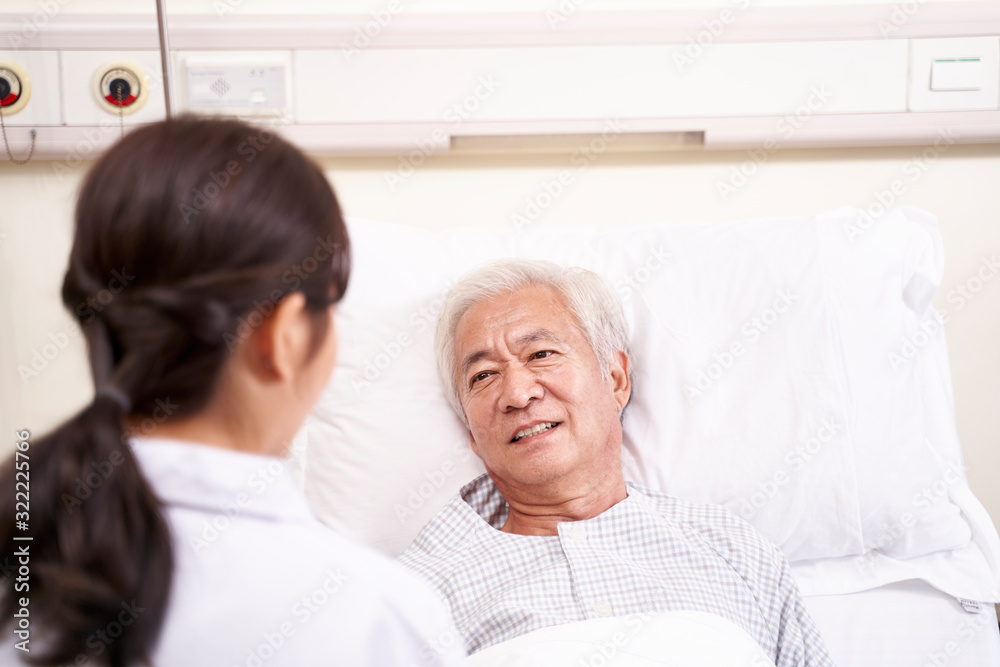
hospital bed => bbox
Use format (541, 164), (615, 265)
(286, 206), (1000, 665)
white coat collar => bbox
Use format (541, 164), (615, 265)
(129, 436), (314, 525)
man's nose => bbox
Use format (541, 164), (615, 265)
(500, 366), (543, 411)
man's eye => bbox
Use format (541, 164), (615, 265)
(532, 350), (555, 359)
(471, 372), (491, 385)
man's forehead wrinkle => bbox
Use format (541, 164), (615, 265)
(459, 306), (521, 359)
(512, 328), (564, 348)
(457, 284), (575, 377)
(482, 306), (522, 330)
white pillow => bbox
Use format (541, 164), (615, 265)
(290, 207), (1000, 600)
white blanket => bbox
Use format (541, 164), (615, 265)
(467, 611), (776, 667)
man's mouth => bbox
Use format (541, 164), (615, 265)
(511, 422), (560, 443)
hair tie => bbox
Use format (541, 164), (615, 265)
(95, 386), (132, 413)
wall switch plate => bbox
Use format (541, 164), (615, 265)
(910, 38), (999, 112)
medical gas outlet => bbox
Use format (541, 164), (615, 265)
(92, 62), (150, 115)
(0, 62), (31, 115)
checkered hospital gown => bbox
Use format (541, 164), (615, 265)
(399, 474), (834, 666)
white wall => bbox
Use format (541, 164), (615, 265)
(1, 142), (998, 533)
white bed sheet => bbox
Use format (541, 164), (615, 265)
(466, 612), (776, 667)
(802, 580), (1000, 666)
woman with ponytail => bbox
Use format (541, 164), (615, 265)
(0, 116), (465, 667)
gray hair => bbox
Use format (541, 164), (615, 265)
(435, 259), (631, 425)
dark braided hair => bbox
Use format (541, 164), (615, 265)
(0, 115), (350, 665)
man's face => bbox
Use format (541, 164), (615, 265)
(454, 284), (630, 492)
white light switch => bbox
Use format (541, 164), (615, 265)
(909, 38), (999, 112)
(931, 58), (983, 91)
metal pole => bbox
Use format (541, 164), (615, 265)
(155, 0), (174, 118)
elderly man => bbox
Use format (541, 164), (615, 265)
(399, 259), (833, 667)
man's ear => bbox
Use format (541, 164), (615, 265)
(610, 349), (631, 412)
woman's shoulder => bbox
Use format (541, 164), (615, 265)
(158, 511), (459, 664)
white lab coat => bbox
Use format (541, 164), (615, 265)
(3, 437), (468, 666)
(136, 436), (467, 666)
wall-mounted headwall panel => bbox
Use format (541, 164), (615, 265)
(60, 51), (165, 126)
(1, 5), (999, 157)
(296, 41), (908, 125)
(0, 50), (60, 126)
